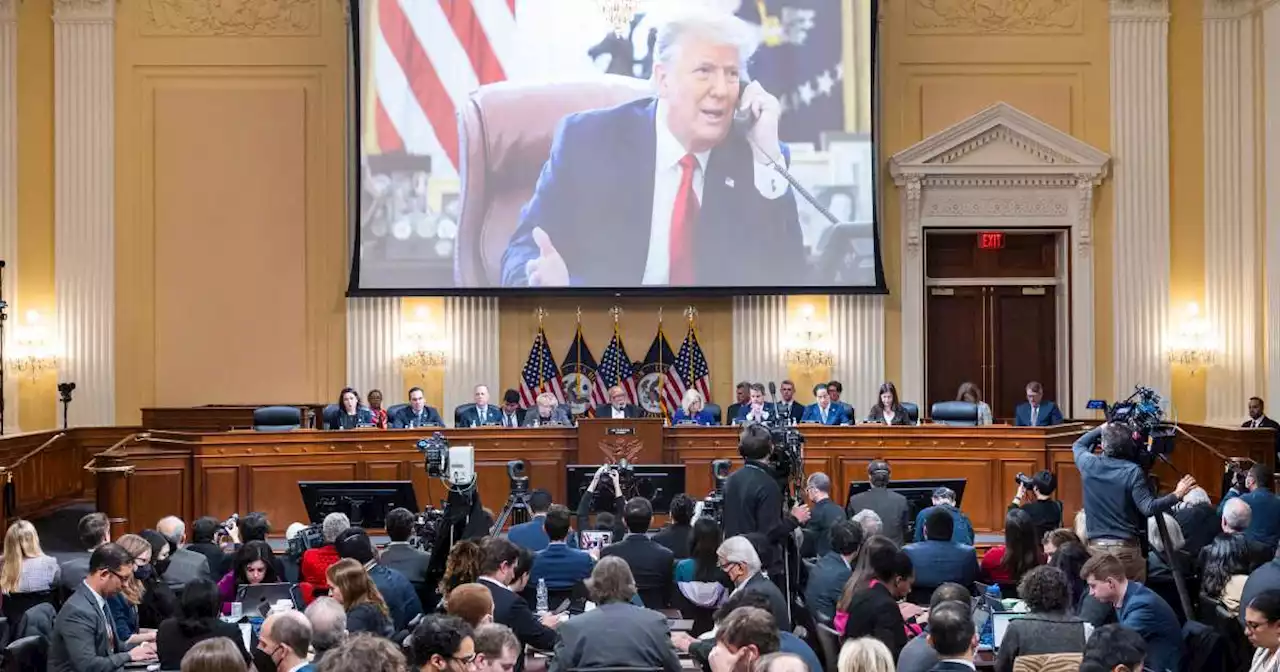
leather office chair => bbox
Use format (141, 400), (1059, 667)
(252, 406), (302, 432)
(385, 403), (408, 423)
(902, 402), (920, 424)
(0, 592), (54, 633)
(703, 403), (722, 425)
(455, 76), (653, 286)
(321, 404), (340, 429)
(3, 635), (45, 672)
(931, 401), (979, 426)
(454, 403), (477, 427)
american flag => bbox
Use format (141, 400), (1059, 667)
(367, 0), (517, 177)
(598, 328), (638, 405)
(670, 326), (713, 404)
(518, 328), (564, 408)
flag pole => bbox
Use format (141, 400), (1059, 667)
(684, 305), (698, 396)
(609, 304), (622, 390)
(575, 306), (583, 413)
(658, 308), (668, 421)
(535, 307), (547, 395)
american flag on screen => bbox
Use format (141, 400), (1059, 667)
(518, 328), (564, 408)
(671, 325), (712, 404)
(598, 326), (638, 405)
(367, 0), (517, 176)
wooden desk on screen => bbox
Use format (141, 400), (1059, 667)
(89, 423), (1274, 540)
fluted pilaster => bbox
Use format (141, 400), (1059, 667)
(0, 0), (16, 433)
(1265, 2), (1280, 408)
(444, 296), (500, 425)
(831, 295), (884, 421)
(1204, 0), (1260, 425)
(54, 0), (114, 426)
(1110, 0), (1172, 398)
(345, 297), (401, 405)
(732, 296), (787, 388)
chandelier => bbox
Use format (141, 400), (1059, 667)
(596, 0), (641, 36)
(397, 308), (448, 378)
(1166, 302), (1218, 376)
(784, 306), (833, 371)
(7, 310), (58, 381)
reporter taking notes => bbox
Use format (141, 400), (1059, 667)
(500, 10), (803, 288)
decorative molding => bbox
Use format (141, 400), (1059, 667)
(0, 0), (16, 433)
(345, 297), (401, 412)
(732, 296), (788, 391)
(1110, 0), (1171, 401)
(53, 0), (114, 22)
(54, 0), (115, 426)
(889, 102), (1109, 414)
(909, 0), (1081, 34)
(831, 295), (884, 420)
(1204, 0), (1261, 19)
(444, 296), (500, 427)
(141, 0), (319, 36)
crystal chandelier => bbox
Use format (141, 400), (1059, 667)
(597, 0), (641, 36)
(784, 307), (833, 371)
(1165, 302), (1219, 376)
(397, 308), (448, 378)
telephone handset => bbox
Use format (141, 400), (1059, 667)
(734, 80), (758, 132)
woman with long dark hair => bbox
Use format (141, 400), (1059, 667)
(217, 540), (280, 612)
(835, 542), (915, 659)
(982, 508), (1044, 587)
(1201, 533), (1252, 615)
(835, 535), (899, 617)
(865, 382), (910, 425)
(327, 387), (374, 430)
(156, 578), (250, 669)
(328, 558), (394, 637)
(673, 518), (731, 634)
(137, 530), (179, 629)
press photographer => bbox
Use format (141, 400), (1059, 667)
(722, 424), (810, 580)
(1220, 462), (1280, 549)
(1073, 422), (1196, 582)
(575, 463), (629, 543)
(1010, 470), (1063, 538)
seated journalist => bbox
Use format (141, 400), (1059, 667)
(499, 9), (803, 288)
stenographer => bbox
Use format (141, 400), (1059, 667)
(1073, 423), (1197, 581)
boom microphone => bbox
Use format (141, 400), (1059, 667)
(768, 381), (777, 397)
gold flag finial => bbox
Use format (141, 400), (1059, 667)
(535, 307), (548, 326)
(684, 305), (698, 324)
(609, 305), (623, 323)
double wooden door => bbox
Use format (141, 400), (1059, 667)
(925, 285), (1057, 421)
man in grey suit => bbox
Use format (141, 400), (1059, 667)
(549, 557), (681, 672)
(156, 516), (211, 589)
(60, 512), (111, 596)
(49, 543), (157, 671)
(846, 460), (911, 545)
(804, 520), (862, 621)
(380, 508), (430, 589)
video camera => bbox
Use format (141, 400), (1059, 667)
(1089, 385), (1175, 470)
(286, 523), (324, 561)
(416, 432), (476, 489)
(768, 425), (806, 489)
(409, 506), (447, 553)
(698, 459), (732, 524)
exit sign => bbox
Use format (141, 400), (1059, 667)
(978, 231), (1005, 250)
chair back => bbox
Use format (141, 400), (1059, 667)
(1010, 653), (1083, 672)
(815, 623), (842, 671)
(321, 404), (340, 428)
(455, 403), (477, 427)
(455, 76), (653, 285)
(901, 402), (920, 424)
(703, 403), (722, 425)
(931, 401), (979, 426)
(252, 406), (302, 432)
(2, 635), (46, 672)
(385, 403), (408, 421)
(0, 593), (53, 633)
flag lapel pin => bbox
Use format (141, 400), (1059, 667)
(725, 177), (735, 188)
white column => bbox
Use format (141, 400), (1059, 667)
(732, 296), (787, 388)
(830, 295), (884, 421)
(0, 0), (17, 433)
(1265, 2), (1280, 409)
(54, 0), (114, 427)
(345, 297), (401, 403)
(1110, 0), (1172, 399)
(444, 296), (500, 425)
(1204, 0), (1260, 425)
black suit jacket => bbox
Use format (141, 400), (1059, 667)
(379, 543), (431, 587)
(459, 405), (502, 427)
(497, 408), (527, 428)
(803, 552), (849, 621)
(843, 582), (907, 660)
(601, 534), (675, 608)
(483, 577), (557, 672)
(1244, 416), (1280, 456)
(594, 403), (643, 419)
(391, 405), (445, 428)
(156, 616), (250, 669)
(501, 98), (803, 287)
(726, 403), (745, 424)
(651, 523), (693, 559)
(741, 572), (792, 632)
(723, 462), (800, 573)
(847, 487), (911, 546)
(802, 498), (847, 558)
(777, 400), (804, 422)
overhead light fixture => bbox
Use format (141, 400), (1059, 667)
(596, 0), (641, 36)
(398, 307), (448, 378)
(784, 304), (833, 371)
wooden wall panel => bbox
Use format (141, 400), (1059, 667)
(200, 466), (240, 523)
(249, 463), (359, 526)
(129, 467), (186, 535)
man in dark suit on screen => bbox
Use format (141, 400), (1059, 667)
(500, 8), (803, 288)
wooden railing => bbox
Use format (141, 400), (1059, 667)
(0, 427), (138, 525)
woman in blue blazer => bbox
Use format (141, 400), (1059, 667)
(328, 387), (375, 430)
(672, 390), (717, 426)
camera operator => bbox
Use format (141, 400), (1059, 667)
(423, 486), (492, 607)
(1010, 470), (1063, 538)
(575, 464), (629, 543)
(1220, 463), (1280, 549)
(722, 425), (810, 580)
(1073, 423), (1197, 581)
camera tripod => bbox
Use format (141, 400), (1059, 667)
(490, 489), (534, 536)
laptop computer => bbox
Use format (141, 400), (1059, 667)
(991, 611), (1023, 650)
(236, 582), (302, 617)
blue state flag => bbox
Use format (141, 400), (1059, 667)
(637, 327), (681, 418)
(560, 325), (607, 417)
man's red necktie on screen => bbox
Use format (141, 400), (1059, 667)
(669, 154), (699, 285)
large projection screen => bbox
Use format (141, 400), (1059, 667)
(350, 0), (883, 294)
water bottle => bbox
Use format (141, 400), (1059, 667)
(536, 578), (549, 614)
(978, 584), (1001, 649)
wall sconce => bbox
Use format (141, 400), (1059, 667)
(8, 311), (58, 381)
(784, 304), (834, 371)
(1166, 302), (1219, 376)
(596, 0), (641, 36)
(398, 307), (448, 378)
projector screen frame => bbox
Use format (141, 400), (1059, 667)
(344, 0), (887, 298)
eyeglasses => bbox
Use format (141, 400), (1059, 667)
(107, 569), (131, 582)
(1246, 620), (1273, 631)
(452, 653), (477, 665)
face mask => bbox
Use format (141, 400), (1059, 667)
(153, 558), (171, 576)
(253, 645), (280, 672)
(134, 565), (153, 581)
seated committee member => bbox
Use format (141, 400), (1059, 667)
(734, 383), (776, 425)
(366, 389), (389, 429)
(776, 380), (804, 422)
(673, 389), (716, 425)
(327, 387), (374, 430)
(865, 381), (911, 425)
(596, 385), (643, 419)
(459, 385), (499, 427)
(498, 389), (527, 428)
(498, 9), (803, 288)
(391, 386), (444, 428)
(1015, 381), (1064, 427)
(523, 392), (571, 427)
(801, 383), (850, 425)
(956, 382), (993, 426)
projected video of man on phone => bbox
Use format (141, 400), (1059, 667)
(353, 0), (879, 291)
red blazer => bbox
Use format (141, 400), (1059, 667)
(299, 544), (339, 604)
(980, 545), (1044, 585)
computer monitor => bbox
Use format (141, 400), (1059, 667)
(297, 481), (419, 528)
(565, 465), (686, 514)
(845, 478), (967, 537)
